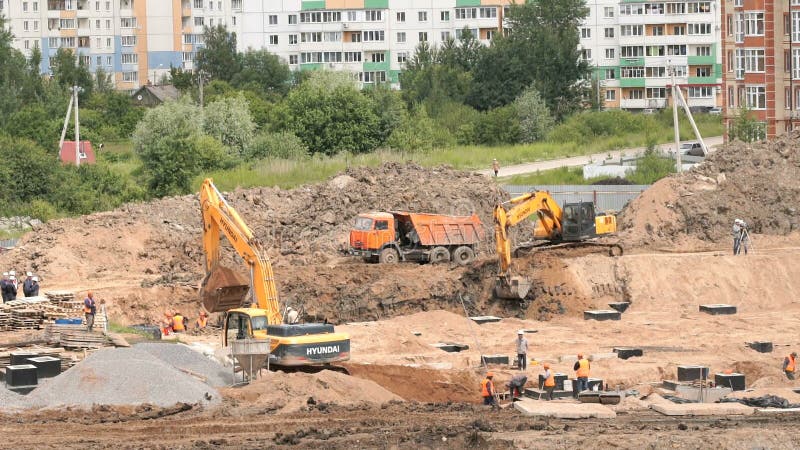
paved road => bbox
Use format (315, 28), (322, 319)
(478, 135), (724, 178)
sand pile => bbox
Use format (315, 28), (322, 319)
(220, 369), (402, 413)
(25, 347), (220, 409)
(619, 132), (800, 246)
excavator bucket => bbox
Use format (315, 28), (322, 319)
(200, 266), (251, 313)
(494, 276), (532, 300)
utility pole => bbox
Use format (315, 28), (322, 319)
(670, 62), (681, 173)
(198, 70), (205, 109)
(74, 85), (82, 167)
(59, 91), (75, 152)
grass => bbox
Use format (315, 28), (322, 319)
(504, 166), (606, 185)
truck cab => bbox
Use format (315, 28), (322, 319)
(349, 212), (396, 259)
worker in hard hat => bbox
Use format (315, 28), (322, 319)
(516, 330), (529, 371)
(481, 372), (499, 408)
(161, 312), (174, 336)
(573, 353), (591, 396)
(542, 363), (556, 400)
(196, 311), (209, 329)
(285, 306), (299, 324)
(83, 291), (97, 332)
(29, 276), (39, 297)
(172, 311), (186, 332)
(784, 352), (797, 380)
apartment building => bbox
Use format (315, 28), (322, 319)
(580, 0), (723, 111)
(720, 0), (797, 140)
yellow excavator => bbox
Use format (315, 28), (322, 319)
(199, 178), (350, 367)
(494, 191), (622, 300)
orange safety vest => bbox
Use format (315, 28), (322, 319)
(172, 315), (185, 331)
(83, 299), (94, 314)
(787, 355), (796, 373)
(481, 378), (493, 397)
(544, 371), (556, 388)
(576, 358), (590, 378)
(196, 316), (207, 328)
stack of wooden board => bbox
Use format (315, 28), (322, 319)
(59, 330), (112, 349)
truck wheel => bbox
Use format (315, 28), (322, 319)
(452, 246), (475, 266)
(379, 248), (399, 264)
(430, 247), (450, 264)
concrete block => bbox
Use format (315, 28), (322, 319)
(514, 399), (616, 419)
(559, 355), (578, 363)
(699, 304), (737, 315)
(614, 347), (644, 360)
(662, 380), (682, 391)
(6, 364), (37, 388)
(747, 341), (773, 353)
(432, 342), (469, 353)
(578, 391), (601, 403)
(600, 392), (622, 405)
(524, 388), (573, 399)
(9, 352), (37, 366)
(589, 353), (618, 361)
(608, 302), (630, 313)
(715, 373), (746, 391)
(651, 402), (754, 416)
(677, 365), (709, 381)
(26, 356), (61, 379)
(481, 354), (510, 365)
(675, 385), (732, 403)
(538, 373), (568, 391)
(583, 310), (621, 321)
(470, 316), (502, 325)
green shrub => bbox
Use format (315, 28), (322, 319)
(475, 105), (521, 145)
(245, 131), (309, 160)
(387, 107), (455, 152)
(28, 199), (59, 222)
(627, 150), (676, 184)
(428, 100), (481, 145)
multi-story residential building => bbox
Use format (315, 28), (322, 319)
(721, 0), (794, 140)
(580, 0), (723, 111)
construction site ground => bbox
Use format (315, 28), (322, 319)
(2, 135), (800, 448)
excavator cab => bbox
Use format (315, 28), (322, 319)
(560, 202), (598, 241)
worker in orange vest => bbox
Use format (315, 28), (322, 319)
(172, 312), (186, 332)
(481, 372), (498, 408)
(161, 312), (174, 336)
(542, 363), (556, 401)
(196, 311), (208, 329)
(783, 352), (797, 380)
(573, 353), (591, 395)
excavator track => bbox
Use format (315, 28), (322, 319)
(270, 364), (350, 375)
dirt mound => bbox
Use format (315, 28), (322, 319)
(220, 369), (402, 413)
(25, 347), (220, 409)
(619, 132), (800, 247)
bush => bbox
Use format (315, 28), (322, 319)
(428, 100), (481, 145)
(194, 135), (237, 170)
(203, 95), (256, 156)
(515, 87), (554, 143)
(387, 107), (455, 152)
(548, 110), (649, 144)
(28, 199), (59, 222)
(627, 150), (676, 184)
(475, 105), (521, 145)
(245, 131), (309, 160)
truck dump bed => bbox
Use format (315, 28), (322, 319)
(393, 212), (484, 246)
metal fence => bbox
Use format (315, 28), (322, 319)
(0, 238), (19, 250)
(502, 184), (650, 212)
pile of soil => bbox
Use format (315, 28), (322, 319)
(219, 369), (402, 413)
(619, 132), (800, 247)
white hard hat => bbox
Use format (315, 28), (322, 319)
(518, 330), (524, 335)
(32, 276), (38, 282)
(2, 272), (7, 276)
(10, 276), (15, 280)
(9, 271), (14, 275)
(26, 272), (31, 277)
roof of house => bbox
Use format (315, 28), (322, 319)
(132, 85), (180, 102)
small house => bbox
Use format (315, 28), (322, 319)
(59, 141), (96, 165)
(131, 85), (180, 107)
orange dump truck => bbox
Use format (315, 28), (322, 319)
(349, 211), (485, 265)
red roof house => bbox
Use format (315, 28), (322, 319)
(59, 141), (96, 165)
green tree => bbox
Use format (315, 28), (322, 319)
(476, 106), (521, 145)
(515, 87), (555, 143)
(50, 48), (93, 99)
(195, 25), (241, 82)
(231, 49), (291, 95)
(399, 41), (474, 106)
(365, 84), (407, 146)
(470, 0), (589, 118)
(0, 136), (62, 204)
(728, 107), (765, 142)
(203, 95), (256, 156)
(286, 71), (381, 155)
(93, 67), (114, 94)
(387, 106), (454, 152)
(169, 66), (195, 92)
(132, 99), (204, 195)
(0, 16), (29, 120)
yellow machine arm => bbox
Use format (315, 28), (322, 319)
(494, 191), (563, 275)
(199, 178), (282, 325)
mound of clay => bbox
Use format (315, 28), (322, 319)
(26, 347), (220, 409)
(619, 132), (800, 246)
(220, 369), (402, 413)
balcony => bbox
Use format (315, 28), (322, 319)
(687, 55), (715, 65)
(687, 76), (718, 84)
(619, 78), (646, 88)
(620, 57), (645, 66)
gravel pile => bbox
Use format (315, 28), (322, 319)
(134, 343), (233, 387)
(0, 387), (26, 410)
(25, 347), (220, 409)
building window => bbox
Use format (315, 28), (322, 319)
(687, 23), (711, 35)
(397, 32), (406, 43)
(122, 71), (138, 82)
(673, 65), (688, 77)
(673, 25), (685, 35)
(371, 52), (384, 63)
(396, 11), (405, 22)
(486, 30), (495, 40)
(787, 87), (792, 109)
(288, 34), (297, 45)
(735, 12), (744, 42)
(268, 15), (277, 25)
(606, 90), (616, 101)
(605, 48), (615, 59)
(628, 89), (644, 100)
(620, 4), (644, 15)
(728, 15), (734, 36)
(793, 12), (800, 42)
(441, 11), (450, 21)
(347, 11), (357, 21)
(106, 56), (112, 65)
(581, 28), (591, 39)
(194, 17), (204, 26)
(581, 49), (591, 61)
(646, 66), (666, 78)
(605, 68), (616, 79)
(744, 49), (765, 73)
(604, 6), (614, 18)
(269, 35), (278, 45)
(727, 50), (734, 71)
(646, 45), (665, 57)
(194, 0), (202, 7)
(363, 30), (385, 42)
(728, 87), (735, 107)
(455, 8), (476, 20)
(651, 25), (663, 36)
(350, 32), (361, 42)
(106, 19), (111, 29)
(745, 86), (766, 109)
(365, 10), (382, 21)
(744, 12), (764, 36)
(793, 49), (800, 79)
(687, 2), (712, 13)
(121, 53), (137, 64)
(666, 3), (685, 14)
(24, 40), (29, 49)
(301, 11), (343, 23)
(695, 66), (711, 77)
(688, 87), (713, 98)
(479, 7), (496, 19)
(33, 1), (38, 11)
(60, 19), (76, 29)
(646, 88), (666, 99)
(441, 31), (450, 41)
(418, 11), (427, 21)
(796, 88), (800, 110)
(621, 25), (643, 36)
(604, 27), (614, 38)
(735, 49), (745, 79)
(667, 45), (686, 56)
(621, 46), (644, 57)
(785, 13), (791, 36)
(288, 55), (298, 65)
(397, 52), (407, 63)
(23, 21), (28, 31)
(288, 15), (297, 25)
(344, 52), (361, 62)
(120, 17), (137, 28)
(121, 35), (136, 46)
(418, 32), (427, 42)
(696, 46), (711, 56)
